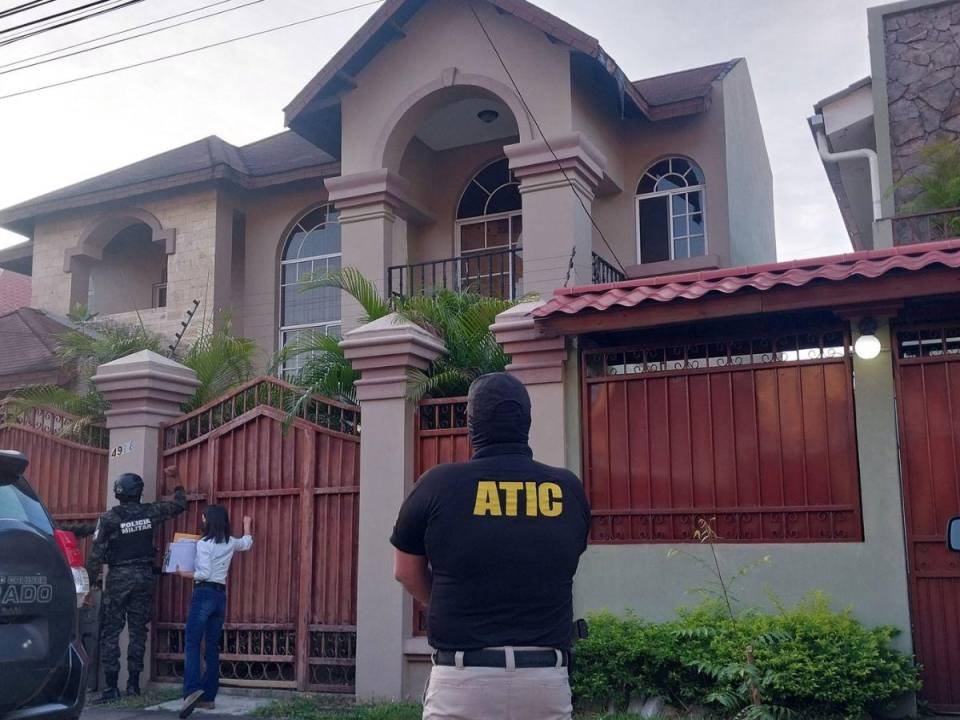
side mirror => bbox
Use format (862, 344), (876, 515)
(0, 450), (28, 485)
(949, 517), (960, 552)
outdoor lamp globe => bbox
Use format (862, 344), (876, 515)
(854, 318), (882, 360)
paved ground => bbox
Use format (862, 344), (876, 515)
(81, 693), (273, 719)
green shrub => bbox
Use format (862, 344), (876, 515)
(571, 593), (920, 719)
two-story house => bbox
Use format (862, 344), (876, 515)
(0, 0), (774, 375)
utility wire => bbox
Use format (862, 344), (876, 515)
(0, 0), (271, 76)
(0, 0), (145, 46)
(0, 0), (383, 100)
(466, 1), (627, 282)
(0, 0), (238, 71)
(0, 0), (128, 35)
(0, 0), (60, 20)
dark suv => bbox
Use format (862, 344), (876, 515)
(0, 450), (88, 720)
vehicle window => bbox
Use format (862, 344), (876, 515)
(0, 484), (53, 534)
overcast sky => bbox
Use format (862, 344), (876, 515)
(0, 0), (878, 259)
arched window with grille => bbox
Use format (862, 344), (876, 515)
(279, 205), (341, 376)
(636, 156), (706, 264)
(455, 157), (522, 298)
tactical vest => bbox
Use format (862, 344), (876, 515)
(105, 504), (155, 565)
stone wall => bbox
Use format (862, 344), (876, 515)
(884, 0), (960, 209)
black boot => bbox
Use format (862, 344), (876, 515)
(94, 673), (120, 704)
(126, 672), (140, 697)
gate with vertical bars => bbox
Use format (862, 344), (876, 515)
(151, 377), (360, 692)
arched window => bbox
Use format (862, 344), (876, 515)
(279, 205), (342, 375)
(636, 157), (705, 264)
(455, 158), (522, 298)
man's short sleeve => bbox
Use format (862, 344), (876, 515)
(389, 476), (433, 556)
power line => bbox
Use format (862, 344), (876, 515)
(0, 0), (128, 35)
(0, 1), (60, 21)
(466, 1), (627, 282)
(0, 0), (383, 100)
(0, 0), (145, 47)
(0, 0), (271, 76)
(0, 0), (238, 71)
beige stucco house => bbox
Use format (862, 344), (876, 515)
(0, 0), (773, 372)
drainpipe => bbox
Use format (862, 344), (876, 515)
(811, 113), (883, 223)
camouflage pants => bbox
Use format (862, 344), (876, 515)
(99, 565), (155, 675)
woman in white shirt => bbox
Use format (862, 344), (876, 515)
(177, 505), (253, 718)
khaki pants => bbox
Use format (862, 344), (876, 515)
(422, 664), (572, 720)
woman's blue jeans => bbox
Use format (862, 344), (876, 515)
(182, 585), (226, 701)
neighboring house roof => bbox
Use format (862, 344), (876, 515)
(813, 76), (872, 114)
(534, 238), (960, 321)
(632, 59), (741, 119)
(284, 0), (728, 151)
(0, 132), (338, 236)
(0, 270), (31, 315)
(0, 308), (72, 391)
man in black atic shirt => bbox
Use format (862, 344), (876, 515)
(391, 372), (591, 720)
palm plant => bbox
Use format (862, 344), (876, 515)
(9, 316), (258, 436)
(898, 140), (960, 239)
(271, 267), (519, 406)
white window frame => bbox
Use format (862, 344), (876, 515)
(635, 157), (707, 265)
(454, 158), (523, 299)
(278, 207), (342, 376)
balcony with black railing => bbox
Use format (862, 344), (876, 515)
(388, 246), (524, 299)
(388, 247), (627, 298)
(592, 252), (626, 285)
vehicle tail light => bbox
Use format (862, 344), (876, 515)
(55, 530), (90, 608)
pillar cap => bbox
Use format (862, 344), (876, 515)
(505, 132), (609, 193)
(492, 302), (567, 385)
(341, 313), (446, 401)
(325, 169), (434, 225)
(92, 350), (199, 429)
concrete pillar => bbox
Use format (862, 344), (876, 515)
(340, 314), (445, 700)
(505, 133), (606, 296)
(491, 301), (574, 470)
(91, 350), (199, 687)
(326, 170), (432, 331)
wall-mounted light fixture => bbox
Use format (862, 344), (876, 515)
(854, 317), (882, 360)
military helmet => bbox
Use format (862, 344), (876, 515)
(113, 473), (144, 500)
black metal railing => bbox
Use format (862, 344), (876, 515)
(891, 206), (960, 245)
(388, 246), (523, 299)
(592, 252), (626, 284)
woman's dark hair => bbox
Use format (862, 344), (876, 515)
(201, 505), (231, 544)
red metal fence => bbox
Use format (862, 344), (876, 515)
(893, 323), (960, 712)
(152, 377), (360, 692)
(413, 397), (471, 635)
(0, 401), (108, 555)
(581, 325), (863, 543)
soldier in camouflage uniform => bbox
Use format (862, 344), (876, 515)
(88, 466), (187, 702)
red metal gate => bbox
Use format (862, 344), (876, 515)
(893, 323), (960, 712)
(413, 398), (471, 635)
(0, 402), (108, 554)
(582, 324), (863, 543)
(152, 377), (360, 692)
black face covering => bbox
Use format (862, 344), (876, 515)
(466, 372), (532, 450)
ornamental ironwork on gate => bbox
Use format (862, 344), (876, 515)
(151, 377), (360, 692)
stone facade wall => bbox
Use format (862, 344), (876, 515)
(29, 187), (220, 344)
(884, 0), (960, 209)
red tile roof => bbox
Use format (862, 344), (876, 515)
(535, 239), (960, 318)
(0, 270), (31, 315)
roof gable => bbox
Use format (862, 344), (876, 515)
(284, 0), (654, 154)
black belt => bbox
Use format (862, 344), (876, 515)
(194, 580), (226, 591)
(433, 649), (568, 668)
